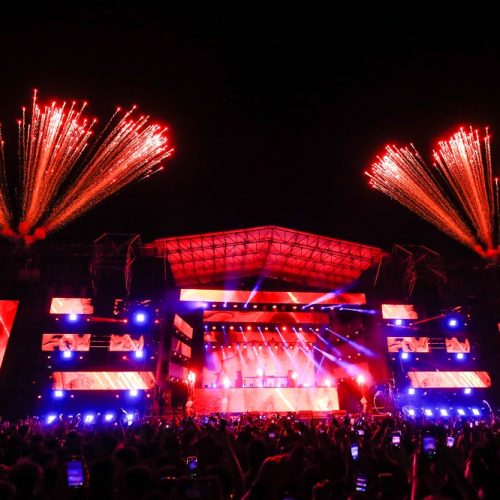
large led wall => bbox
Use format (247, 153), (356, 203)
(203, 345), (316, 388)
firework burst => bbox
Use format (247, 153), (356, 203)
(366, 126), (500, 258)
(0, 90), (173, 244)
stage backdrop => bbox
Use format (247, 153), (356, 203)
(203, 346), (315, 388)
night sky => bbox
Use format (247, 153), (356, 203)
(2, 4), (500, 259)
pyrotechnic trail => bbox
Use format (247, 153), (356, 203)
(0, 90), (173, 244)
(366, 127), (499, 258)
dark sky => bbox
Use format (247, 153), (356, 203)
(2, 3), (500, 259)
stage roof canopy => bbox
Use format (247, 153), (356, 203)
(144, 226), (385, 289)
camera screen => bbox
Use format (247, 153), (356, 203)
(66, 460), (84, 488)
(351, 444), (359, 460)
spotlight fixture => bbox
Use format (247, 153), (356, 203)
(67, 313), (79, 322)
(408, 388), (415, 395)
(134, 312), (147, 324)
(463, 388), (472, 395)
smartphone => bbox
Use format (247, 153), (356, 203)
(423, 435), (436, 457)
(350, 443), (359, 460)
(66, 459), (84, 488)
(446, 435), (455, 447)
(186, 456), (198, 477)
(357, 429), (365, 436)
(391, 431), (401, 447)
(268, 432), (276, 438)
(355, 472), (368, 492)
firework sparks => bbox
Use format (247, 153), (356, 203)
(0, 91), (173, 244)
(0, 126), (13, 234)
(366, 127), (500, 258)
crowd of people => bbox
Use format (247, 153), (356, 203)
(0, 409), (498, 499)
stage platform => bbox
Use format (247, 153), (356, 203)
(192, 387), (339, 414)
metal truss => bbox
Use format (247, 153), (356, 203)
(144, 225), (385, 289)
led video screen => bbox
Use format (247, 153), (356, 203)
(173, 314), (193, 339)
(204, 330), (316, 344)
(52, 371), (155, 390)
(168, 362), (189, 380)
(387, 337), (430, 352)
(42, 333), (91, 351)
(109, 334), (144, 351)
(381, 304), (418, 320)
(0, 300), (19, 369)
(203, 344), (316, 388)
(408, 371), (491, 388)
(445, 337), (470, 353)
(180, 288), (366, 305)
(203, 310), (329, 324)
(171, 337), (192, 358)
(50, 297), (93, 314)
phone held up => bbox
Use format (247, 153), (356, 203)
(66, 457), (85, 489)
(186, 456), (198, 478)
(422, 434), (437, 458)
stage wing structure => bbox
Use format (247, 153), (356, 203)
(144, 225), (385, 288)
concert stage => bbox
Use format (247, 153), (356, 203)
(192, 387), (339, 414)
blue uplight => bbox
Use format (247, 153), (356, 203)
(401, 352), (410, 360)
(61, 350), (74, 360)
(456, 352), (465, 360)
(408, 387), (415, 395)
(134, 350), (144, 360)
(68, 313), (79, 322)
(129, 389), (139, 397)
(463, 388), (472, 395)
(54, 390), (65, 399)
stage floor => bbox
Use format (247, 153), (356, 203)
(192, 387), (339, 414)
